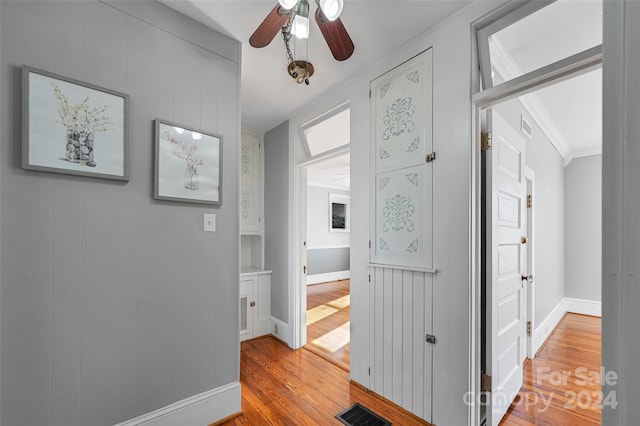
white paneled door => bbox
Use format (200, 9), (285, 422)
(485, 110), (527, 426)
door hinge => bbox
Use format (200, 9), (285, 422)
(368, 274), (371, 283)
(527, 194), (532, 209)
(425, 152), (436, 163)
(481, 132), (492, 151)
(527, 321), (532, 337)
(425, 334), (436, 344)
(369, 240), (371, 249)
(369, 89), (372, 98)
(481, 373), (492, 392)
(369, 367), (371, 375)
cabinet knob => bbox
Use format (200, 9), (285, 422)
(250, 301), (256, 307)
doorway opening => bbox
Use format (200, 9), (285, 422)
(475, 1), (603, 424)
(295, 103), (351, 368)
(480, 63), (603, 426)
(303, 151), (351, 370)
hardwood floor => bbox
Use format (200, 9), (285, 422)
(218, 336), (430, 426)
(305, 280), (350, 370)
(500, 313), (602, 425)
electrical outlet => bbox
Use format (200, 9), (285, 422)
(204, 213), (216, 232)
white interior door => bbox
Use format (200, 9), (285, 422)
(485, 109), (527, 426)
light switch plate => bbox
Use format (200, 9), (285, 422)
(204, 213), (216, 232)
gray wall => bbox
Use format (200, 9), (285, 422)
(0, 1), (240, 425)
(564, 154), (602, 301)
(264, 121), (289, 323)
(307, 247), (350, 275)
(495, 100), (565, 323)
(307, 185), (350, 248)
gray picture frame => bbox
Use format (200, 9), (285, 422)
(154, 119), (223, 206)
(22, 65), (129, 181)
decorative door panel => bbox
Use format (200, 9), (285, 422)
(373, 51), (432, 171)
(240, 131), (260, 233)
(374, 165), (432, 267)
(371, 49), (433, 268)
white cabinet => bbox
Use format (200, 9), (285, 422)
(240, 129), (270, 341)
(240, 130), (261, 234)
(239, 271), (272, 341)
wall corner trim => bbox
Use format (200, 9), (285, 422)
(533, 297), (602, 355)
(113, 382), (241, 426)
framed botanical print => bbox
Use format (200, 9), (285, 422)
(22, 66), (129, 180)
(154, 119), (222, 205)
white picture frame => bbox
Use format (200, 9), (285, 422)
(329, 193), (350, 232)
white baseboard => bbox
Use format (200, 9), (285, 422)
(113, 382), (241, 426)
(533, 298), (567, 355)
(271, 316), (292, 347)
(306, 270), (350, 285)
(532, 297), (602, 355)
(565, 297), (602, 317)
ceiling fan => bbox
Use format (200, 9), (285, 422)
(249, 0), (354, 84)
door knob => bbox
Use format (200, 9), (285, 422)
(521, 275), (533, 283)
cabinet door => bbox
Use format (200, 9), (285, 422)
(254, 273), (272, 337)
(241, 131), (261, 233)
(240, 277), (255, 341)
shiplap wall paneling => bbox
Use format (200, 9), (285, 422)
(369, 266), (433, 422)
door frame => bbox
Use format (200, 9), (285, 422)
(524, 167), (535, 359)
(295, 146), (351, 349)
(471, 3), (603, 424)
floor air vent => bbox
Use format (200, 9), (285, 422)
(335, 403), (392, 426)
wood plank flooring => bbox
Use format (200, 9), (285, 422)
(218, 336), (430, 426)
(219, 309), (600, 425)
(500, 313), (602, 425)
(305, 280), (350, 370)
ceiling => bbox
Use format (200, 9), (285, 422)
(491, 0), (603, 161)
(160, 0), (472, 133)
(307, 151), (350, 191)
(160, 0), (603, 181)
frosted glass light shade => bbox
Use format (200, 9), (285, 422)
(318, 0), (343, 21)
(278, 0), (298, 10)
(291, 14), (309, 39)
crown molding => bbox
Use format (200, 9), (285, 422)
(490, 36), (573, 164)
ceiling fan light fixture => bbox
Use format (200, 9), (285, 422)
(318, 0), (343, 21)
(278, 0), (298, 10)
(291, 0), (310, 39)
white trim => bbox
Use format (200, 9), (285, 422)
(532, 297), (602, 355)
(473, 45), (602, 110)
(113, 382), (240, 426)
(491, 36), (572, 163)
(366, 263), (438, 274)
(570, 147), (602, 161)
(525, 167), (535, 359)
(532, 298), (567, 356)
(271, 316), (292, 346)
(306, 181), (350, 191)
(565, 297), (602, 317)
(306, 244), (350, 250)
(306, 270), (350, 285)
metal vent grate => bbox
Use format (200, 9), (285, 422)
(335, 403), (392, 426)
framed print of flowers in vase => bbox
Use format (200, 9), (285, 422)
(154, 119), (222, 205)
(22, 66), (129, 181)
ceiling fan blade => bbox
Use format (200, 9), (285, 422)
(249, 5), (292, 48)
(315, 9), (354, 61)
